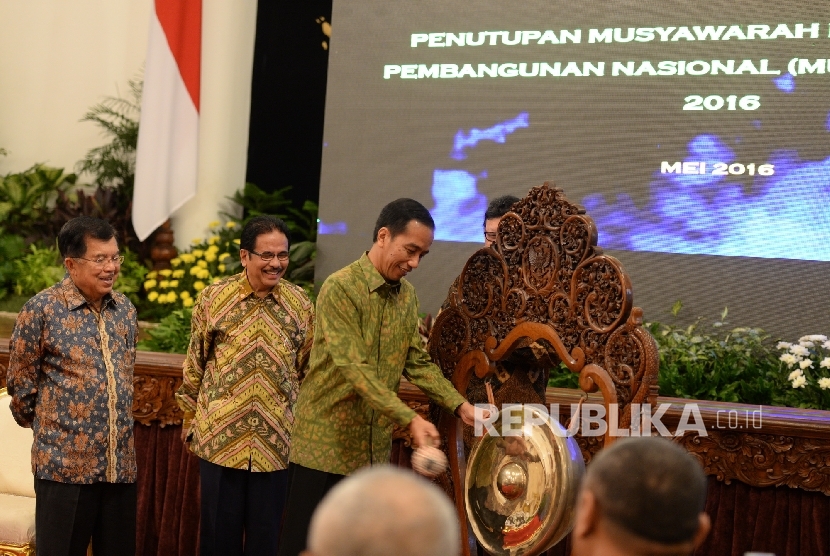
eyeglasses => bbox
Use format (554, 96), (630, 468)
(484, 232), (498, 241)
(248, 249), (290, 262)
(73, 255), (125, 267)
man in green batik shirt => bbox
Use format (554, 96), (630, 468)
(278, 198), (479, 556)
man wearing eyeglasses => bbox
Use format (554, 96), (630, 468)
(483, 194), (520, 247)
(176, 215), (314, 556)
(6, 216), (138, 556)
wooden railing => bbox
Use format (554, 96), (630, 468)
(2, 339), (829, 495)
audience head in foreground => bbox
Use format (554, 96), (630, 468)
(572, 437), (711, 556)
(303, 466), (460, 556)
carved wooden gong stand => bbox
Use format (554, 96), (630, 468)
(428, 184), (660, 556)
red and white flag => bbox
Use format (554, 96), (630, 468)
(133, 0), (202, 241)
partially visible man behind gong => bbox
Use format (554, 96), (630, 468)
(430, 193), (553, 454)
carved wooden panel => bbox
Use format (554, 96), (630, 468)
(429, 184), (660, 441)
(427, 184), (661, 556)
(133, 374), (184, 427)
(676, 430), (830, 496)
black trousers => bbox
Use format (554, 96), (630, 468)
(199, 458), (290, 556)
(276, 463), (345, 556)
(34, 478), (137, 556)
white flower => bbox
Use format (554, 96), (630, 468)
(820, 357), (830, 369)
(819, 378), (830, 390)
(799, 359), (813, 370)
(789, 345), (810, 357)
(824, 340), (830, 350)
(801, 334), (828, 343)
(779, 353), (799, 367)
(777, 342), (792, 350)
(791, 375), (807, 388)
(788, 369), (804, 381)
(799, 340), (815, 348)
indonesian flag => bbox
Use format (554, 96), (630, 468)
(133, 0), (202, 241)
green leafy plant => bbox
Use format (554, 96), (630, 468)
(225, 182), (319, 242)
(78, 77), (140, 199)
(650, 305), (785, 406)
(137, 308), (193, 353)
(13, 245), (65, 297)
(548, 363), (580, 389)
(76, 76), (154, 262)
(113, 249), (149, 307)
(0, 233), (26, 300)
(0, 164), (77, 241)
(287, 240), (317, 299)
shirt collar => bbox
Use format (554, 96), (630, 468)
(61, 274), (116, 311)
(358, 252), (401, 295)
(239, 270), (280, 300)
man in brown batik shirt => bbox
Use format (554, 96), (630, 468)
(7, 216), (138, 556)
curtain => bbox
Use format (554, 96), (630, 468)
(135, 423), (200, 556)
(697, 477), (830, 556)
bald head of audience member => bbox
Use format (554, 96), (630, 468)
(302, 466), (460, 556)
(572, 437), (711, 556)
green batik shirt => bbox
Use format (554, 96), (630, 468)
(289, 253), (467, 475)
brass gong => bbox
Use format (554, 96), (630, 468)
(465, 405), (585, 555)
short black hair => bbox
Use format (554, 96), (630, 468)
(240, 215), (291, 252)
(585, 437), (707, 545)
(57, 216), (118, 259)
(372, 198), (435, 242)
(483, 195), (520, 226)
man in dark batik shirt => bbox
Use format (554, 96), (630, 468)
(6, 216), (138, 556)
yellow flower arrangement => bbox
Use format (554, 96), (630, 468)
(141, 221), (242, 315)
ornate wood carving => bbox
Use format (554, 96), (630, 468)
(429, 184), (660, 443)
(428, 184), (661, 556)
(676, 430), (830, 496)
(133, 374), (184, 427)
(132, 351), (186, 426)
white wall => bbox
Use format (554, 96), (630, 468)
(0, 1), (152, 173)
(0, 0), (256, 248)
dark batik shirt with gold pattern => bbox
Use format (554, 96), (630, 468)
(7, 276), (138, 484)
(176, 272), (314, 472)
(290, 253), (467, 475)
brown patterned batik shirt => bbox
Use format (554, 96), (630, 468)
(176, 272), (314, 472)
(289, 253), (467, 476)
(6, 276), (138, 484)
